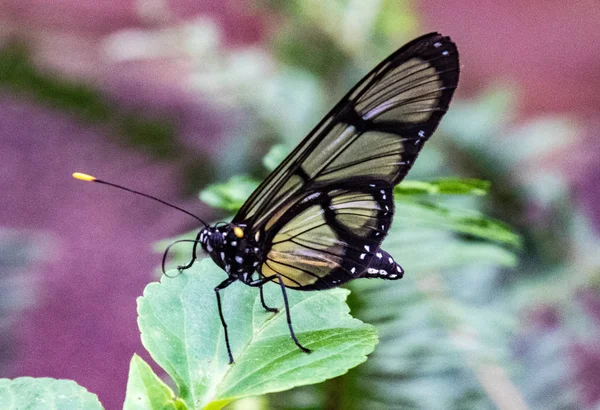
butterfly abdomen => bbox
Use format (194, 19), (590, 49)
(362, 249), (404, 280)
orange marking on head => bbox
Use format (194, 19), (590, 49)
(233, 226), (244, 238)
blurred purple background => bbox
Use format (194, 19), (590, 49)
(1, 1), (600, 409)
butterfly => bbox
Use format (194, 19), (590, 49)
(183, 32), (459, 363)
(74, 32), (459, 365)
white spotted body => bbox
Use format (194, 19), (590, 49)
(362, 248), (404, 280)
(199, 225), (261, 283)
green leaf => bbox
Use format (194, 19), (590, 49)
(395, 199), (522, 248)
(262, 144), (290, 172)
(387, 232), (518, 270)
(124, 354), (187, 410)
(137, 259), (377, 409)
(396, 178), (490, 196)
(199, 176), (259, 212)
(0, 377), (103, 410)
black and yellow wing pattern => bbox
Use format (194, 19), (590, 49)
(232, 33), (460, 290)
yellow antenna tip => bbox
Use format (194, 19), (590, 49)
(72, 172), (96, 182)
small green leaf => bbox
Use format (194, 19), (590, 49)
(137, 259), (377, 409)
(394, 199), (521, 248)
(0, 377), (103, 410)
(396, 178), (490, 196)
(124, 354), (187, 410)
(262, 144), (290, 172)
(199, 176), (259, 212)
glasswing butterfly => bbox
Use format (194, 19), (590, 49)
(74, 32), (459, 364)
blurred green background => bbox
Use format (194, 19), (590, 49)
(1, 1), (599, 409)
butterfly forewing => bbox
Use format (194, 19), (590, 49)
(356, 58), (442, 123)
(232, 33), (459, 289)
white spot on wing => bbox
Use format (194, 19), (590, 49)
(235, 256), (243, 264)
(364, 245), (370, 251)
(302, 192), (321, 203)
(360, 253), (366, 260)
(376, 252), (382, 258)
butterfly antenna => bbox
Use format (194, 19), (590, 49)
(72, 172), (208, 227)
(161, 239), (201, 276)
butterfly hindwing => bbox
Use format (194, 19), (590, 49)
(259, 180), (395, 289)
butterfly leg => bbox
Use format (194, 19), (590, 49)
(259, 284), (279, 313)
(215, 277), (237, 364)
(177, 231), (202, 272)
(247, 275), (309, 354)
(275, 274), (311, 354)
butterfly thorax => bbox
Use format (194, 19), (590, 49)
(199, 224), (262, 282)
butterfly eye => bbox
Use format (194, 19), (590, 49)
(211, 232), (224, 248)
(233, 226), (244, 238)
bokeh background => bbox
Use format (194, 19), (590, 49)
(1, 1), (600, 409)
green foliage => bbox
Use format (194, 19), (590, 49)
(396, 178), (490, 196)
(262, 145), (290, 172)
(0, 43), (177, 158)
(273, 24), (348, 78)
(200, 176), (260, 213)
(8, 260), (377, 410)
(0, 377), (103, 410)
(394, 199), (521, 249)
(136, 260), (377, 409)
(123, 354), (186, 410)
(0, 44), (110, 123)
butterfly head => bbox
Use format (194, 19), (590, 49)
(199, 223), (261, 279)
